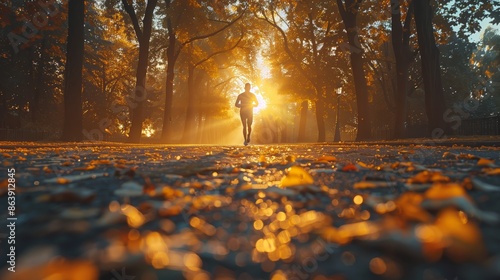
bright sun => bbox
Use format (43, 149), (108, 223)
(253, 93), (267, 114)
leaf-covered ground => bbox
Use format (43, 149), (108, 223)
(1, 142), (500, 280)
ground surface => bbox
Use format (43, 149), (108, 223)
(1, 141), (500, 280)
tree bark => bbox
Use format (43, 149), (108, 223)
(336, 0), (371, 141)
(391, 0), (413, 138)
(62, 0), (84, 141)
(123, 0), (158, 143)
(161, 0), (177, 142)
(298, 100), (308, 142)
(414, 0), (447, 136)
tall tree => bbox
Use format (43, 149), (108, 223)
(160, 0), (245, 142)
(336, 0), (371, 141)
(121, 0), (158, 142)
(391, 0), (414, 138)
(62, 0), (85, 141)
(256, 0), (343, 142)
(413, 0), (447, 136)
(182, 33), (244, 142)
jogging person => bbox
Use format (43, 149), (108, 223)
(235, 83), (258, 145)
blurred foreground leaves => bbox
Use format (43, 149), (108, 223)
(1, 143), (500, 280)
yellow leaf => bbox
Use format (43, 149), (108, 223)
(396, 192), (433, 223)
(280, 166), (314, 188)
(435, 208), (486, 262)
(424, 183), (468, 200)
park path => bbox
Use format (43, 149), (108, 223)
(1, 142), (500, 280)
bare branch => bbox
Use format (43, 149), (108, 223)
(121, 0), (143, 39)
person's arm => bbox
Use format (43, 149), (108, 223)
(253, 94), (259, 107)
(235, 95), (241, 108)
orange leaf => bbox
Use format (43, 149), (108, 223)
(477, 158), (495, 167)
(424, 183), (468, 200)
(342, 164), (358, 172)
(317, 155), (337, 162)
(484, 168), (500, 176)
(407, 171), (450, 184)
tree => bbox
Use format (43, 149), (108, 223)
(160, 0), (245, 142)
(336, 0), (371, 141)
(470, 27), (500, 116)
(121, 0), (158, 143)
(391, 0), (414, 138)
(413, 0), (447, 137)
(62, 0), (85, 141)
(256, 0), (344, 142)
(81, 2), (137, 140)
(182, 32), (244, 142)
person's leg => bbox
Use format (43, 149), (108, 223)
(247, 114), (253, 143)
(240, 112), (247, 144)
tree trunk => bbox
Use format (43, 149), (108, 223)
(123, 0), (157, 143)
(391, 0), (413, 138)
(62, 0), (84, 141)
(182, 64), (197, 143)
(128, 39), (149, 142)
(336, 0), (371, 141)
(298, 100), (308, 142)
(314, 88), (326, 142)
(161, 4), (177, 142)
(414, 0), (447, 136)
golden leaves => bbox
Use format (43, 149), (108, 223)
(407, 171), (450, 184)
(279, 166), (314, 188)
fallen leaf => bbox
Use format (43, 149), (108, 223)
(317, 155), (336, 162)
(484, 168), (500, 176)
(396, 192), (433, 223)
(424, 183), (468, 200)
(280, 166), (314, 187)
(458, 153), (479, 160)
(435, 208), (486, 262)
(341, 164), (358, 172)
(407, 171), (450, 184)
(477, 158), (495, 167)
(285, 155), (296, 163)
(73, 165), (96, 171)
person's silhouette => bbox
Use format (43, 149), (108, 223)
(235, 83), (258, 145)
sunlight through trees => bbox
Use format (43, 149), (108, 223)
(0, 0), (498, 143)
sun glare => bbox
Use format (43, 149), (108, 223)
(254, 93), (267, 114)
